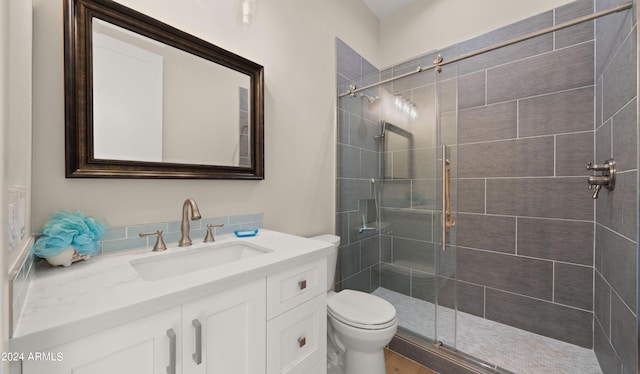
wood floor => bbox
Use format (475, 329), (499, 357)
(385, 348), (437, 374)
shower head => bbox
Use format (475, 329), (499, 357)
(360, 93), (380, 108)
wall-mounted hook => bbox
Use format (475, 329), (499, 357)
(586, 159), (615, 199)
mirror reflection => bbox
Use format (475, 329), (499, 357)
(92, 19), (251, 167)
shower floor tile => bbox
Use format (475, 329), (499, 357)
(373, 287), (602, 374)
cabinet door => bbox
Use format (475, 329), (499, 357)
(22, 307), (181, 374)
(182, 279), (266, 374)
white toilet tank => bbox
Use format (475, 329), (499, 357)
(310, 234), (340, 292)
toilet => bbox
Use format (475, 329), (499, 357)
(311, 235), (398, 374)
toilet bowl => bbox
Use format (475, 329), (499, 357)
(327, 289), (398, 374)
(311, 235), (398, 374)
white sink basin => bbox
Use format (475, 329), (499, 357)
(130, 241), (272, 281)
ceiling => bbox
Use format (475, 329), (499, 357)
(362, 0), (417, 19)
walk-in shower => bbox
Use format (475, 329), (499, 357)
(335, 0), (638, 373)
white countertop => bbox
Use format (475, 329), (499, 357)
(11, 229), (332, 352)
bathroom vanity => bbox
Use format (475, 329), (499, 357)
(10, 230), (330, 374)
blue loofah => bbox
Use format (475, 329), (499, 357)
(33, 211), (105, 258)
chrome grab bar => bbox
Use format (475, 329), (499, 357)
(444, 158), (455, 233)
(441, 145), (455, 251)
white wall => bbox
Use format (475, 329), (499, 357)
(0, 1), (9, 370)
(31, 0), (379, 235)
(378, 0), (576, 67)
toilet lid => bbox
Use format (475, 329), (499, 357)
(327, 290), (397, 329)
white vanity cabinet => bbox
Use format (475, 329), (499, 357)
(266, 258), (327, 374)
(22, 306), (182, 374)
(21, 279), (266, 374)
(13, 232), (331, 374)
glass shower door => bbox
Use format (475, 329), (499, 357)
(433, 56), (458, 348)
(334, 41), (458, 351)
(374, 51), (457, 348)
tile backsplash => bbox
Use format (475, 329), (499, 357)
(11, 239), (35, 335)
(101, 213), (263, 254)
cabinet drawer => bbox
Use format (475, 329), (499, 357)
(267, 258), (326, 319)
(267, 293), (327, 374)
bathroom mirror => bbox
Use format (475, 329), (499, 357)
(64, 0), (264, 179)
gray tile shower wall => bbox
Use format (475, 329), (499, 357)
(443, 0), (598, 349)
(366, 3), (604, 347)
(335, 38), (382, 292)
(593, 0), (638, 372)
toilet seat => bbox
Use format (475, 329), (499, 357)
(327, 290), (397, 330)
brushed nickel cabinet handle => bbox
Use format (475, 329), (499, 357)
(166, 328), (176, 374)
(441, 145), (455, 251)
(192, 319), (202, 365)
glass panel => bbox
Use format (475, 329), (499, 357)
(373, 51), (441, 343)
(434, 56), (458, 348)
(335, 41), (459, 351)
(334, 44), (460, 352)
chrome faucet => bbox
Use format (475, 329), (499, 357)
(179, 198), (202, 247)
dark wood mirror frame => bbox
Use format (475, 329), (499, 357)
(64, 0), (264, 179)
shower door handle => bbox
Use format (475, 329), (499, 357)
(444, 156), (455, 232)
(441, 145), (454, 252)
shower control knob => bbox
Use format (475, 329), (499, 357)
(587, 162), (609, 171)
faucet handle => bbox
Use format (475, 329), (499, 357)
(204, 224), (224, 243)
(587, 161), (609, 172)
(139, 229), (167, 252)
